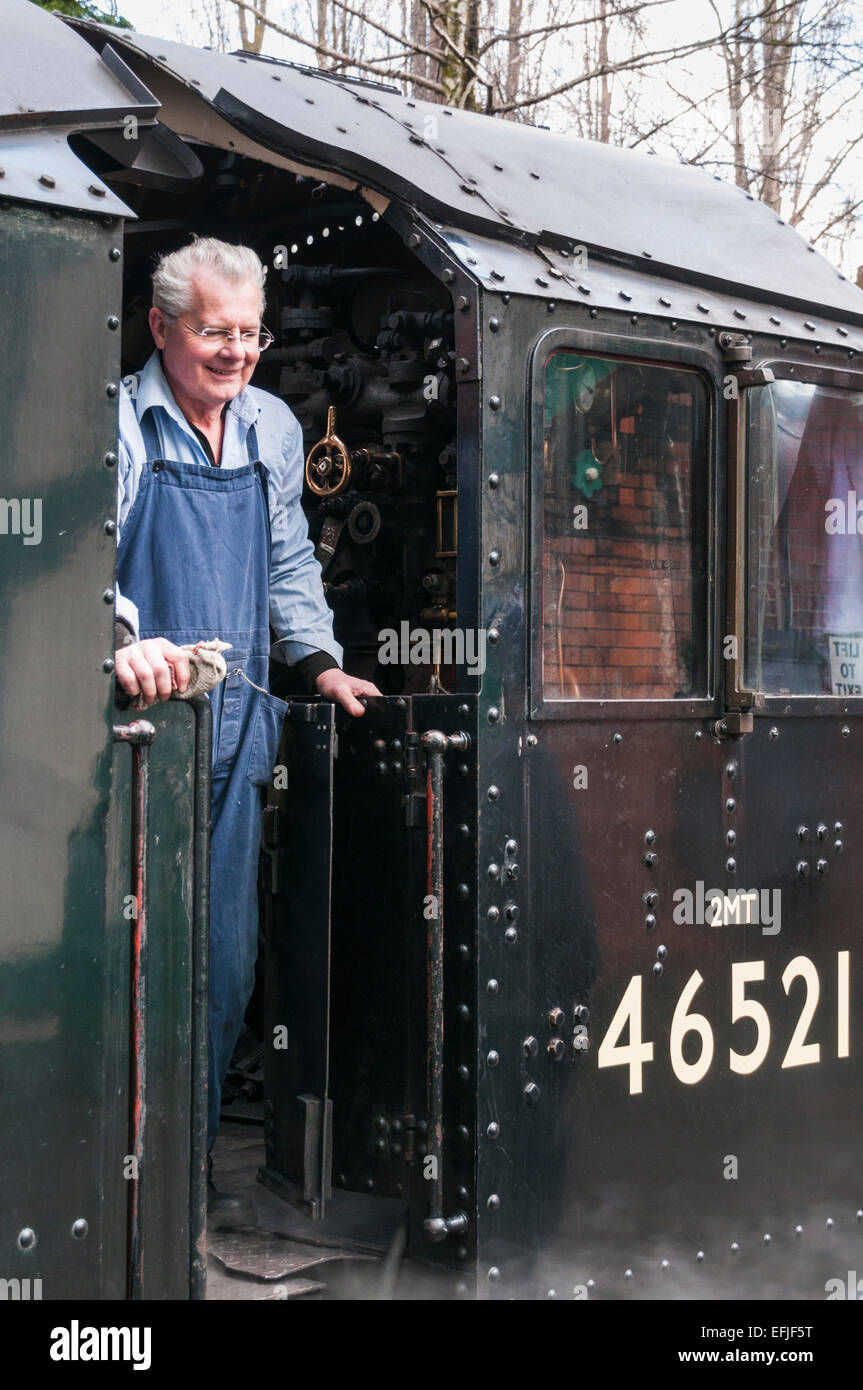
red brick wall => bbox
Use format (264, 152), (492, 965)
(543, 385), (699, 700)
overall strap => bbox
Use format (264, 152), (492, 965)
(140, 410), (160, 462)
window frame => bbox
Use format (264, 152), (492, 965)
(729, 358), (863, 716)
(529, 326), (720, 721)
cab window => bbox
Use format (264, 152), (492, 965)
(540, 352), (709, 700)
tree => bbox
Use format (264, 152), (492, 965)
(28, 0), (132, 25)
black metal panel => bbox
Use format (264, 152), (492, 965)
(262, 702), (335, 1218)
(68, 20), (863, 323)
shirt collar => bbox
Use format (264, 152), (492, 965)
(136, 349), (261, 432)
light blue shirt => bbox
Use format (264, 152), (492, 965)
(116, 351), (342, 669)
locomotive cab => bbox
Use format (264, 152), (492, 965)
(4, 0), (863, 1303)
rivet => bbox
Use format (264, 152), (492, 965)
(548, 1038), (565, 1059)
(725, 761), (737, 777)
(590, 308), (598, 318)
(526, 733), (537, 747)
(643, 891), (658, 908)
(645, 914), (656, 930)
(656, 945), (667, 960)
(763, 1233), (771, 1244)
(797, 825), (810, 842)
(487, 1122), (499, 1139)
(458, 703), (469, 717)
(504, 926), (517, 944)
(488, 548), (501, 566)
(696, 1250), (704, 1262)
(769, 726), (779, 739)
(826, 1217), (834, 1229)
(456, 295), (470, 311)
(549, 1007), (565, 1028)
(487, 978), (499, 995)
(670, 320), (678, 330)
(726, 857), (736, 873)
(488, 707), (500, 724)
(795, 1225), (803, 1236)
(504, 902), (518, 922)
(489, 318), (500, 332)
(523, 1035), (538, 1057)
(835, 839), (844, 853)
(487, 1051), (499, 1068)
(817, 822), (828, 840)
(797, 860), (810, 878)
(106, 383), (118, 398)
(489, 395), (501, 410)
(71, 1219), (88, 1240)
(456, 882), (470, 899)
(726, 830), (736, 845)
(442, 269), (456, 283)
(613, 732), (622, 745)
(547, 301), (556, 312)
(841, 725), (851, 738)
(573, 1005), (589, 1024)
(487, 628), (500, 645)
(488, 862), (501, 881)
(586, 1279), (595, 1290)
(661, 1259), (669, 1270)
(407, 233), (421, 248)
(643, 852), (657, 868)
(624, 1268), (633, 1279)
(456, 1245), (468, 1259)
(653, 962), (663, 977)
(487, 906), (500, 923)
(817, 859), (829, 875)
(103, 519), (116, 536)
(458, 1064), (470, 1081)
(17, 1228), (36, 1251)
(694, 730), (703, 740)
(488, 1266), (500, 1282)
(524, 1081), (540, 1105)
(107, 316), (119, 331)
(102, 658), (115, 674)
(726, 798), (736, 813)
(109, 247), (121, 261)
(457, 943), (470, 959)
(644, 829), (656, 846)
(488, 472), (500, 487)
(487, 786), (500, 802)
(835, 821), (844, 833)
(487, 1194), (501, 1211)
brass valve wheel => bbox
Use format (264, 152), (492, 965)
(305, 405), (352, 496)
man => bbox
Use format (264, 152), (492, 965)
(114, 237), (379, 1228)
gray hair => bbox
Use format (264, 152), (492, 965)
(151, 236), (267, 318)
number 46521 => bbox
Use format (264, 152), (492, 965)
(596, 953), (850, 1094)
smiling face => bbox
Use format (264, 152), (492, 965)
(148, 271), (263, 422)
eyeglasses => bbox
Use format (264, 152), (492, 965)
(176, 320), (275, 351)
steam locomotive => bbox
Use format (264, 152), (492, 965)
(2, 0), (862, 1302)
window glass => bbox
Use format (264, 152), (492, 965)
(745, 380), (863, 695)
(541, 352), (708, 699)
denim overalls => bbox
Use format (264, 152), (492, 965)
(118, 413), (288, 1150)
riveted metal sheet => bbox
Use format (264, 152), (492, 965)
(0, 128), (133, 218)
(67, 20), (863, 326)
(1, 0), (158, 130)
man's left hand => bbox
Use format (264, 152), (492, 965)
(314, 668), (382, 716)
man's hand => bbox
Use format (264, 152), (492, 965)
(114, 637), (192, 707)
(314, 668), (381, 717)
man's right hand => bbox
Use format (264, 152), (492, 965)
(114, 637), (192, 707)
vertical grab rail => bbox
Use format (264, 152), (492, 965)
(112, 719), (156, 1302)
(188, 695), (212, 1301)
(420, 730), (470, 1244)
